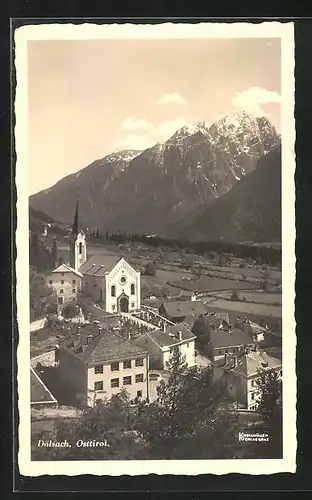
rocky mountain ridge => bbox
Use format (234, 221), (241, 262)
(30, 111), (280, 237)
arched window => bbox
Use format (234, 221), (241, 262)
(131, 283), (135, 295)
(79, 242), (82, 254)
(111, 285), (116, 297)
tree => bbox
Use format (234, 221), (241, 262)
(255, 368), (282, 458)
(62, 303), (79, 319)
(182, 256), (194, 271)
(135, 348), (239, 459)
(192, 315), (212, 355)
(145, 262), (156, 276)
(29, 267), (55, 321)
(231, 289), (240, 301)
(31, 390), (149, 461)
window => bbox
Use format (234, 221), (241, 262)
(111, 378), (119, 388)
(251, 392), (255, 400)
(120, 276), (127, 285)
(131, 302), (135, 308)
(123, 360), (131, 369)
(61, 280), (64, 285)
(112, 305), (116, 311)
(72, 279), (76, 285)
(94, 381), (103, 391)
(123, 376), (132, 386)
(72, 288), (76, 294)
(137, 390), (142, 398)
(79, 242), (82, 254)
(135, 358), (144, 367)
(94, 365), (103, 374)
(111, 362), (119, 371)
(131, 283), (135, 295)
(58, 297), (64, 304)
(73, 298), (76, 302)
(186, 343), (189, 348)
(135, 374), (144, 383)
(49, 280), (52, 285)
(60, 289), (64, 294)
(111, 285), (116, 297)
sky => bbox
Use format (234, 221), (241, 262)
(27, 37), (281, 195)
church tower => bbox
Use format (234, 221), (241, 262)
(69, 199), (87, 271)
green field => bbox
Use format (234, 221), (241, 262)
(204, 298), (282, 318)
(211, 291), (282, 305)
(168, 277), (260, 293)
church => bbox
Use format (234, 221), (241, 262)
(56, 199), (141, 314)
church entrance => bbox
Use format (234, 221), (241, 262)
(118, 294), (129, 313)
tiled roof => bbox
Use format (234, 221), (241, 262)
(31, 368), (57, 404)
(51, 263), (83, 278)
(210, 326), (255, 349)
(161, 300), (207, 318)
(223, 350), (282, 377)
(141, 323), (195, 348)
(60, 325), (148, 365)
(79, 255), (122, 277)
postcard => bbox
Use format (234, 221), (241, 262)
(15, 21), (296, 476)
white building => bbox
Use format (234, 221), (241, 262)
(46, 263), (83, 305)
(80, 255), (141, 313)
(134, 323), (196, 370)
(219, 349), (282, 410)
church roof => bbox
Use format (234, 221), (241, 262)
(51, 263), (83, 278)
(79, 255), (136, 277)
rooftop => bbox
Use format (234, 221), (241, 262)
(31, 368), (57, 404)
(51, 263), (83, 278)
(210, 325), (255, 349)
(135, 323), (195, 348)
(223, 350), (282, 377)
(79, 255), (122, 277)
(160, 300), (207, 318)
(60, 325), (148, 365)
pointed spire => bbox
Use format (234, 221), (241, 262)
(72, 197), (79, 233)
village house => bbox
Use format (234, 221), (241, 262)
(133, 323), (196, 370)
(215, 348), (282, 410)
(80, 255), (141, 314)
(56, 325), (149, 406)
(159, 300), (207, 324)
(46, 263), (83, 305)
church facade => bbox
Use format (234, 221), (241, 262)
(80, 256), (141, 314)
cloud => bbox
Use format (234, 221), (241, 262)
(232, 86), (281, 117)
(157, 92), (186, 105)
(117, 134), (156, 151)
(117, 117), (187, 150)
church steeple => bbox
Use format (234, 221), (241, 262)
(72, 198), (79, 234)
(69, 197), (87, 271)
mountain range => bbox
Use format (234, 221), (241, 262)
(181, 144), (281, 243)
(29, 110), (281, 241)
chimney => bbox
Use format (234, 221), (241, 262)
(163, 322), (166, 332)
(76, 333), (81, 342)
(232, 355), (238, 368)
(98, 327), (103, 335)
(178, 330), (182, 342)
(86, 335), (93, 345)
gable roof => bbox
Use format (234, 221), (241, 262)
(160, 300), (207, 318)
(51, 263), (83, 278)
(79, 255), (122, 277)
(60, 325), (148, 365)
(210, 326), (255, 349)
(135, 323), (195, 349)
(223, 350), (282, 377)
